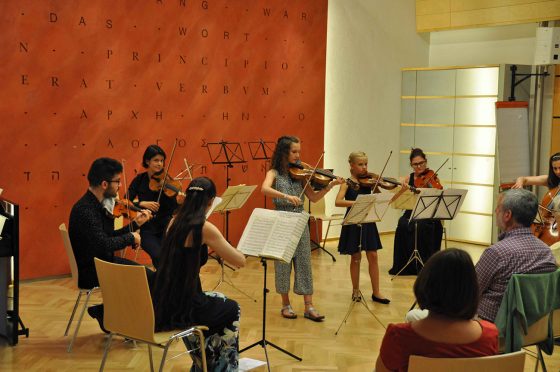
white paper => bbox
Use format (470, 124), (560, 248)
(365, 192), (394, 222)
(239, 358), (267, 371)
(214, 184), (257, 213)
(206, 197), (223, 218)
(238, 208), (309, 263)
(0, 215), (7, 235)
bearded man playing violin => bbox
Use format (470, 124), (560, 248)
(68, 157), (153, 333)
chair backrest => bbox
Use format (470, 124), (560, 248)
(550, 241), (560, 265)
(94, 258), (156, 343)
(310, 197), (326, 216)
(553, 308), (560, 337)
(59, 223), (79, 288)
(408, 351), (525, 372)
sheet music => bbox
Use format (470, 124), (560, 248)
(0, 215), (7, 236)
(214, 185), (257, 212)
(206, 197), (223, 218)
(343, 194), (376, 225)
(390, 187), (418, 210)
(261, 211), (309, 263)
(365, 192), (394, 222)
(238, 209), (309, 263)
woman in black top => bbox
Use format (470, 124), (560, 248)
(152, 177), (246, 372)
(389, 148), (443, 275)
(128, 145), (182, 268)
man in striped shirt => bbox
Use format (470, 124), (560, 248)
(475, 189), (557, 322)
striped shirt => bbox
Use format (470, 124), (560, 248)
(475, 227), (557, 322)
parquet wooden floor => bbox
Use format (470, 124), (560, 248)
(1, 234), (558, 371)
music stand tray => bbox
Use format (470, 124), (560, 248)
(391, 188), (467, 280)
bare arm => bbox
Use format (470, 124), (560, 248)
(304, 178), (344, 203)
(334, 183), (353, 208)
(202, 221), (246, 268)
(261, 169), (301, 206)
(513, 175), (548, 188)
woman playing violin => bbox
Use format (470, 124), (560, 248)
(128, 145), (181, 268)
(261, 136), (344, 322)
(389, 148), (444, 276)
(335, 151), (389, 304)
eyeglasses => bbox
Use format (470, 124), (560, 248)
(107, 179), (121, 185)
(411, 161), (426, 168)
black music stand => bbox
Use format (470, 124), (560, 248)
(335, 193), (391, 335)
(240, 258), (302, 371)
(206, 141), (252, 299)
(248, 140), (274, 209)
(391, 188), (467, 280)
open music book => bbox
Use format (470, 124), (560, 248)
(238, 208), (310, 263)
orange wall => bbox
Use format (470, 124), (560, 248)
(0, 0), (328, 279)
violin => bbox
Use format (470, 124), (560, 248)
(288, 161), (358, 190)
(358, 172), (400, 192)
(531, 185), (560, 246)
(414, 169), (443, 190)
(149, 172), (184, 199)
(112, 199), (143, 220)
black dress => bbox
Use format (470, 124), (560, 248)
(128, 172), (179, 268)
(154, 238), (240, 371)
(388, 173), (443, 275)
(338, 185), (383, 254)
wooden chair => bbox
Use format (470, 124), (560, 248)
(59, 223), (99, 353)
(304, 197), (344, 261)
(408, 350), (525, 372)
(94, 258), (208, 372)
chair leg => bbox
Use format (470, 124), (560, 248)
(443, 226), (448, 250)
(322, 221), (332, 249)
(67, 289), (94, 353)
(64, 291), (83, 336)
(99, 333), (114, 372)
(159, 342), (171, 372)
(537, 346), (547, 372)
(148, 344), (155, 372)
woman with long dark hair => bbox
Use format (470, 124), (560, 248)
(128, 145), (183, 268)
(152, 177), (246, 372)
(261, 135), (343, 321)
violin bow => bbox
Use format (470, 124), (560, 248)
(174, 157), (194, 181)
(418, 158), (449, 188)
(156, 139), (178, 205)
(390, 157), (449, 206)
(120, 159), (135, 255)
(371, 150), (393, 193)
(298, 151), (325, 201)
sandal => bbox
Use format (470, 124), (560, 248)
(281, 305), (297, 319)
(303, 305), (325, 322)
(352, 289), (362, 302)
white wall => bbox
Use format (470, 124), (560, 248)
(324, 0), (430, 234)
(429, 23), (538, 66)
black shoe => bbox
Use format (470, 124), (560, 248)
(372, 295), (390, 304)
(87, 305), (109, 334)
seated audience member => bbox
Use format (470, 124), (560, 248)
(152, 177), (246, 372)
(376, 249), (498, 372)
(68, 157), (153, 331)
(476, 189), (557, 322)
